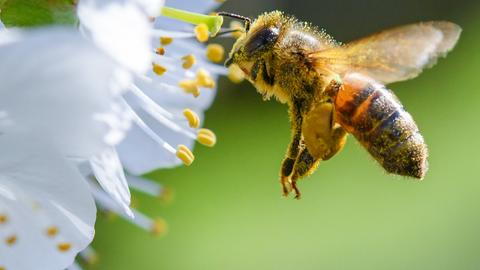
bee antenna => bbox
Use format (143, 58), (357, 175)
(217, 12), (251, 32)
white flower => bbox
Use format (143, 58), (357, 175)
(0, 27), (132, 270)
(1, 0), (229, 268)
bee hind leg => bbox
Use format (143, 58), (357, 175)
(280, 157), (295, 196)
(290, 148), (320, 199)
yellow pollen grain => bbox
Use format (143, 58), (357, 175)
(46, 226), (59, 237)
(152, 63), (167, 76)
(179, 80), (200, 97)
(197, 128), (217, 147)
(155, 47), (166, 55)
(151, 218), (168, 236)
(160, 36), (173, 46)
(183, 109), (200, 128)
(228, 64), (245, 83)
(194, 24), (209, 42)
(230, 21), (244, 39)
(0, 214), (7, 224)
(57, 242), (72, 252)
(206, 43), (225, 63)
(5, 235), (17, 246)
(196, 69), (215, 88)
(176, 145), (194, 166)
(181, 54), (196, 69)
(0, 266), (5, 270)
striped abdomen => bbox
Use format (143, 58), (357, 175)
(332, 74), (428, 179)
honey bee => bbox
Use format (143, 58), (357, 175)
(219, 11), (461, 199)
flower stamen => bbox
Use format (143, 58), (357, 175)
(183, 109), (200, 128)
(197, 128), (217, 147)
(196, 69), (216, 88)
(176, 145), (194, 166)
(160, 36), (174, 46)
(155, 47), (166, 55)
(5, 235), (17, 246)
(179, 79), (200, 97)
(181, 54), (196, 69)
(57, 242), (72, 252)
(151, 218), (168, 236)
(194, 24), (209, 42)
(152, 63), (167, 76)
(206, 44), (225, 63)
(0, 214), (7, 224)
(46, 226), (59, 238)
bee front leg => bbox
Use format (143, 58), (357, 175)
(280, 99), (307, 196)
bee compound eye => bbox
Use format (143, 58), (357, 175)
(245, 27), (280, 55)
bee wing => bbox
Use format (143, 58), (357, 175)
(310, 21), (461, 84)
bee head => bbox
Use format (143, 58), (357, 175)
(220, 11), (284, 75)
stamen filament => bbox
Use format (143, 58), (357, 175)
(126, 174), (164, 197)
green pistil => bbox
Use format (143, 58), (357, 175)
(160, 7), (223, 36)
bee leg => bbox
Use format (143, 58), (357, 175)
(290, 147), (319, 199)
(290, 127), (346, 199)
(280, 99), (308, 197)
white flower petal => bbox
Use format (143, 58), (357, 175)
(90, 147), (133, 217)
(135, 0), (164, 17)
(0, 27), (130, 158)
(0, 133), (96, 270)
(78, 0), (152, 74)
(0, 19), (4, 30)
(117, 107), (198, 174)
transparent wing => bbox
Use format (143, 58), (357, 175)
(310, 21), (461, 84)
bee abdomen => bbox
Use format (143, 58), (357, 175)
(334, 75), (428, 179)
(363, 109), (428, 179)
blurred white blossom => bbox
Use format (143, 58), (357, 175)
(0, 27), (132, 270)
(0, 0), (228, 269)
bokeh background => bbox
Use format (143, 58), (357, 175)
(93, 1), (480, 269)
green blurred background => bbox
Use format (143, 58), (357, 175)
(93, 1), (480, 269)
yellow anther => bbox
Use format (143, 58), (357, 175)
(181, 54), (196, 69)
(196, 69), (216, 89)
(215, 0), (226, 3)
(183, 109), (200, 128)
(57, 242), (72, 252)
(152, 63), (167, 76)
(194, 23), (209, 42)
(179, 80), (200, 97)
(197, 128), (217, 147)
(0, 265), (5, 270)
(206, 43), (225, 63)
(160, 36), (173, 46)
(85, 251), (100, 266)
(5, 235), (16, 246)
(151, 218), (168, 236)
(176, 145), (195, 166)
(155, 47), (166, 55)
(46, 226), (59, 237)
(230, 21), (244, 39)
(159, 187), (174, 203)
(0, 214), (7, 224)
(228, 64), (245, 83)
(130, 197), (140, 209)
(104, 211), (118, 222)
